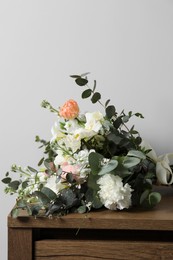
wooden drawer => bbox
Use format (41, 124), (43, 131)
(35, 239), (173, 260)
(34, 228), (173, 260)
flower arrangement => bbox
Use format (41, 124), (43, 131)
(2, 73), (173, 218)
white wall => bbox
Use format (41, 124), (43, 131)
(0, 1), (173, 259)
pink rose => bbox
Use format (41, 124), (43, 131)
(61, 162), (80, 181)
(59, 99), (79, 120)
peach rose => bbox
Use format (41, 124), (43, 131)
(59, 99), (79, 120)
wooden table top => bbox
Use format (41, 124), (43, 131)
(8, 186), (173, 231)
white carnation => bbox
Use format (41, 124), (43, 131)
(97, 174), (133, 210)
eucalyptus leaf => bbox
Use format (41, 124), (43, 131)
(75, 77), (88, 86)
(92, 79), (97, 92)
(135, 112), (144, 118)
(88, 152), (103, 174)
(11, 208), (19, 218)
(41, 187), (57, 201)
(106, 105), (116, 119)
(122, 115), (129, 123)
(82, 89), (92, 99)
(91, 92), (101, 103)
(70, 74), (81, 78)
(149, 192), (161, 207)
(127, 150), (146, 160)
(85, 188), (102, 209)
(16, 199), (27, 208)
(123, 157), (140, 168)
(113, 117), (122, 129)
(140, 189), (150, 205)
(98, 159), (118, 175)
(77, 205), (87, 213)
(34, 191), (50, 205)
(105, 99), (110, 107)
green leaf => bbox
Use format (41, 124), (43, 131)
(44, 160), (52, 171)
(77, 205), (87, 214)
(98, 159), (118, 175)
(113, 117), (122, 129)
(88, 152), (103, 174)
(75, 77), (88, 86)
(9, 180), (20, 190)
(70, 75), (81, 78)
(85, 188), (103, 209)
(34, 191), (50, 205)
(105, 99), (110, 107)
(87, 173), (99, 190)
(11, 208), (19, 218)
(140, 189), (150, 205)
(123, 157), (140, 168)
(26, 205), (32, 216)
(122, 115), (129, 123)
(91, 92), (101, 103)
(66, 172), (75, 184)
(106, 105), (116, 119)
(27, 166), (38, 173)
(60, 189), (78, 208)
(41, 187), (57, 201)
(38, 157), (44, 166)
(135, 112), (144, 119)
(93, 80), (97, 92)
(127, 150), (146, 160)
(22, 181), (28, 189)
(1, 177), (11, 184)
(107, 133), (122, 145)
(16, 199), (27, 208)
(149, 192), (161, 207)
(82, 89), (92, 99)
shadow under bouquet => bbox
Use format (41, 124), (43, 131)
(2, 73), (173, 218)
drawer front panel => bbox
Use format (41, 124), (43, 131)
(35, 239), (173, 259)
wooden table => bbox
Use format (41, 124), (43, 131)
(8, 186), (173, 260)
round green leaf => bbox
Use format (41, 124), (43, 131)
(106, 105), (116, 119)
(75, 77), (88, 86)
(91, 92), (101, 103)
(82, 89), (92, 99)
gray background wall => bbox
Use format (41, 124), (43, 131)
(1, 1), (173, 259)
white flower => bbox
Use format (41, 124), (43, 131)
(37, 172), (48, 183)
(97, 174), (133, 210)
(45, 175), (66, 194)
(85, 111), (104, 133)
(51, 121), (65, 142)
(59, 134), (81, 153)
(54, 150), (73, 166)
(64, 119), (81, 133)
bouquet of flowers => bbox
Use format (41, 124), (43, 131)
(2, 73), (173, 218)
